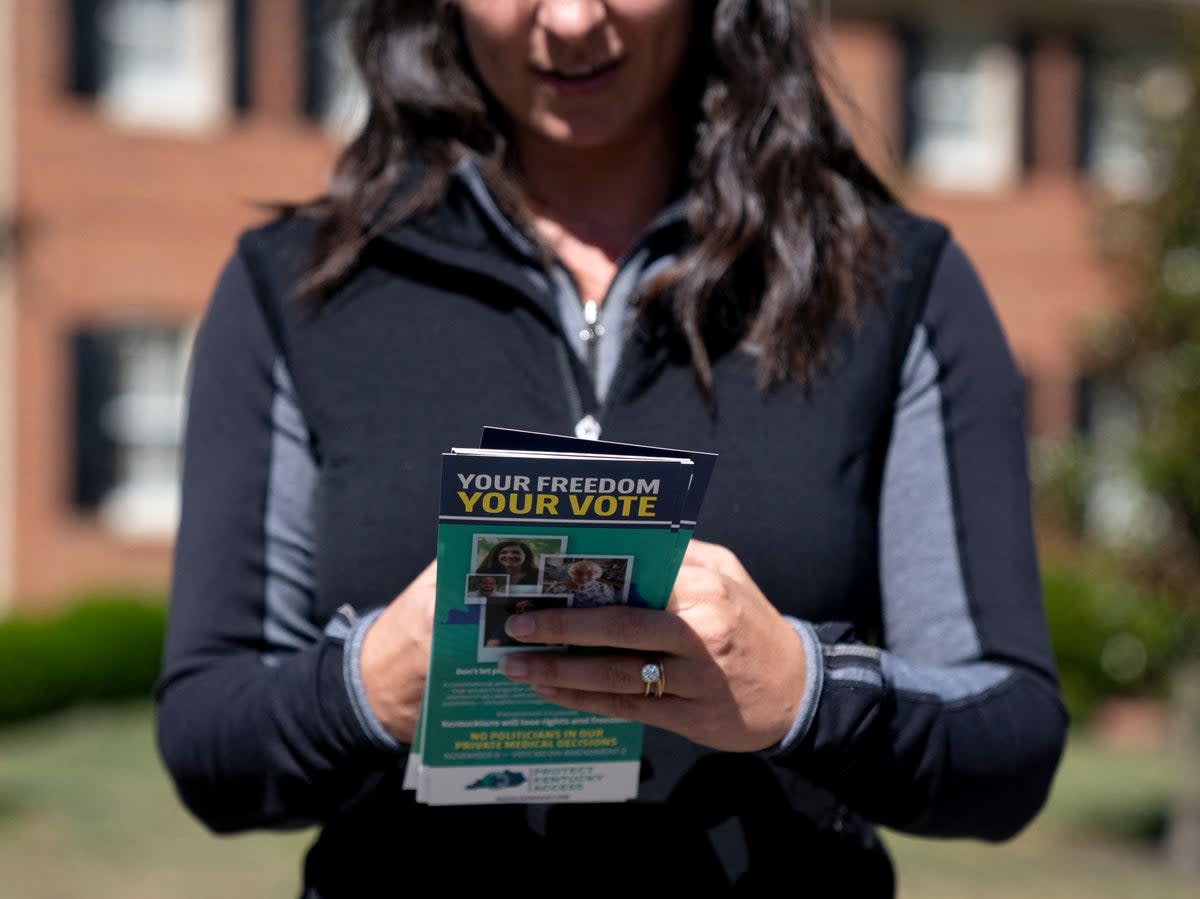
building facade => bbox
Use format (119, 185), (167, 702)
(2, 0), (1193, 610)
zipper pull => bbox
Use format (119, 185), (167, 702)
(574, 414), (602, 440)
(579, 299), (606, 343)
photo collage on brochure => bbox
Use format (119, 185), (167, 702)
(464, 532), (635, 662)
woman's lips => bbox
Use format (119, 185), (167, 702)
(533, 58), (624, 96)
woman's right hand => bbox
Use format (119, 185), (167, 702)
(359, 559), (438, 743)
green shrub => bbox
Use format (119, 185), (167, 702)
(1041, 558), (1182, 724)
(0, 561), (1190, 732)
(0, 591), (166, 726)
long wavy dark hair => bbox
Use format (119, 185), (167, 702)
(294, 0), (894, 393)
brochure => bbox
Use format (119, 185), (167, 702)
(404, 428), (715, 805)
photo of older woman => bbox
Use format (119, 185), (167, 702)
(541, 555), (633, 608)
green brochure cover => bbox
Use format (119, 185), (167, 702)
(407, 438), (709, 805)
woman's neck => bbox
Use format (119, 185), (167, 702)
(514, 126), (680, 265)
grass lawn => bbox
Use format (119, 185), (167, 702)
(0, 703), (312, 899)
(883, 714), (1200, 898)
(1, 701), (1197, 898)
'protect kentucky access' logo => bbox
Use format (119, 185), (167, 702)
(466, 769), (527, 791)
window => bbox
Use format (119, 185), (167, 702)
(71, 0), (232, 131)
(1083, 35), (1189, 200)
(72, 323), (194, 538)
(303, 0), (367, 138)
(1076, 377), (1170, 551)
(905, 25), (1022, 192)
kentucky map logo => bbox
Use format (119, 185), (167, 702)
(466, 769), (527, 791)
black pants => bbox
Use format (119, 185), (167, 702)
(301, 757), (894, 898)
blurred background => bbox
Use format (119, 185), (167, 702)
(0, 1), (1198, 896)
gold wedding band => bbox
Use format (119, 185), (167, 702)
(641, 660), (666, 698)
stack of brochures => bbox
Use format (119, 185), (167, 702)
(403, 426), (716, 805)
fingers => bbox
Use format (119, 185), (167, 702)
(498, 545), (739, 649)
(504, 602), (687, 654)
(499, 650), (702, 700)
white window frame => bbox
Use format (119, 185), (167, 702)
(909, 24), (1022, 193)
(96, 0), (230, 132)
(98, 323), (195, 539)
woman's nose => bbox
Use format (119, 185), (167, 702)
(534, 0), (607, 40)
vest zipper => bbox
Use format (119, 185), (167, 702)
(551, 339), (602, 440)
(580, 299), (604, 377)
(574, 300), (606, 439)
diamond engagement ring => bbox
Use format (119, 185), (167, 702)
(641, 660), (666, 698)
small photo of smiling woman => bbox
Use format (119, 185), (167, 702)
(471, 534), (568, 593)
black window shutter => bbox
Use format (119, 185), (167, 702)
(71, 329), (117, 510)
(897, 23), (925, 164)
(301, 0), (325, 119)
(68, 0), (102, 96)
(1016, 32), (1035, 174)
(231, 0), (252, 111)
(1076, 34), (1096, 171)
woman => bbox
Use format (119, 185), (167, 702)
(156, 1), (1068, 896)
(547, 559), (617, 607)
(475, 540), (539, 586)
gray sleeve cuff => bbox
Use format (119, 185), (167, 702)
(324, 605), (402, 752)
(763, 616), (824, 756)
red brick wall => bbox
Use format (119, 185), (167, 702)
(8, 5), (1138, 607)
(13, 1), (335, 606)
(827, 20), (1129, 438)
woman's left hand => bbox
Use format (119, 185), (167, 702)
(497, 539), (808, 752)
